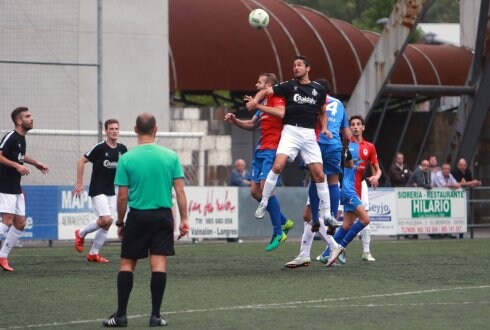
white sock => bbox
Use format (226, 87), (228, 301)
(260, 171), (279, 207)
(316, 181), (331, 216)
(299, 221), (315, 258)
(80, 220), (100, 237)
(0, 227), (22, 258)
(361, 227), (371, 253)
(325, 235), (339, 252)
(0, 222), (10, 237)
(90, 228), (108, 255)
(317, 219), (329, 242)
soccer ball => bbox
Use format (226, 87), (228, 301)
(248, 8), (269, 29)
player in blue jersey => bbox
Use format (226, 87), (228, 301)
(226, 73), (294, 251)
(286, 79), (351, 268)
(327, 115), (381, 267)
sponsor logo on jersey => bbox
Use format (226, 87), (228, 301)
(293, 94), (316, 105)
(18, 153), (25, 163)
(103, 160), (118, 168)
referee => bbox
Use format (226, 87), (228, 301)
(103, 113), (190, 327)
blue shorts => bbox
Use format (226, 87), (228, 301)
(251, 149), (276, 183)
(340, 190), (363, 213)
(319, 144), (342, 175)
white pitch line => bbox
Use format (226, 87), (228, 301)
(4, 285), (490, 329)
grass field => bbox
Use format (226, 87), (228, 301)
(1, 237), (490, 329)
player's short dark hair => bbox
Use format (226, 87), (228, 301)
(136, 113), (156, 135)
(11, 107), (29, 124)
(294, 55), (310, 67)
(260, 73), (279, 85)
(349, 115), (365, 125)
(104, 118), (119, 129)
(314, 78), (330, 94)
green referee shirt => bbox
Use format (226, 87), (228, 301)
(114, 143), (184, 210)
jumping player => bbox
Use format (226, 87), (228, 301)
(226, 73), (293, 251)
(286, 79), (350, 268)
(245, 56), (335, 250)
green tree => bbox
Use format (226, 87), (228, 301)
(285, 0), (459, 31)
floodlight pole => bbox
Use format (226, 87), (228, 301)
(97, 0), (103, 141)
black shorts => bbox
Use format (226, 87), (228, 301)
(121, 208), (175, 259)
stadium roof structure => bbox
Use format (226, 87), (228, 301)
(169, 0), (472, 97)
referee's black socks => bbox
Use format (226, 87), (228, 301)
(151, 272), (167, 317)
(116, 271), (133, 317)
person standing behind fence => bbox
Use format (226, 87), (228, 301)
(451, 158), (482, 188)
(407, 159), (432, 189)
(103, 113), (190, 328)
(433, 163), (460, 189)
(73, 119), (127, 263)
(0, 107), (49, 272)
(229, 158), (251, 187)
(389, 152), (412, 187)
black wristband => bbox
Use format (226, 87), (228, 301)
(115, 222), (124, 227)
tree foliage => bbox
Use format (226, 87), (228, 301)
(285, 0), (459, 33)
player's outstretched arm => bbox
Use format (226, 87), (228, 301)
(24, 155), (49, 174)
(224, 112), (258, 130)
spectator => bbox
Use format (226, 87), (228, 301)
(389, 152), (412, 187)
(433, 163), (460, 189)
(452, 158), (482, 187)
(428, 155), (440, 176)
(229, 158), (251, 186)
(407, 159), (432, 189)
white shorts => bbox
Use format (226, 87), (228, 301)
(277, 125), (323, 165)
(0, 192), (25, 216)
(92, 194), (116, 218)
(361, 180), (370, 211)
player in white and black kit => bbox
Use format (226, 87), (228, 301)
(74, 119), (127, 263)
(245, 55), (336, 248)
(0, 107), (49, 271)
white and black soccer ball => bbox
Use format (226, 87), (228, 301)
(248, 8), (269, 29)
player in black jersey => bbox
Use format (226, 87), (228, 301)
(0, 107), (49, 271)
(74, 119), (127, 263)
(245, 55), (336, 249)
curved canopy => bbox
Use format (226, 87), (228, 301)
(169, 0), (472, 96)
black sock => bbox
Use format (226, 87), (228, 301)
(116, 271), (133, 317)
(150, 272), (167, 317)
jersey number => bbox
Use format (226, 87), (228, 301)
(326, 101), (338, 116)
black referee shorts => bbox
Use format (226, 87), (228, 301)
(121, 208), (175, 259)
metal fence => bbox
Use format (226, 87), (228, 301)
(466, 186), (490, 238)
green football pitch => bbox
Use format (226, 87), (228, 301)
(1, 238), (489, 329)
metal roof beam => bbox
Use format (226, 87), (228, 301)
(347, 0), (433, 118)
(446, 0), (490, 165)
(384, 84), (475, 96)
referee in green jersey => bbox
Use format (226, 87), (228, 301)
(103, 113), (190, 328)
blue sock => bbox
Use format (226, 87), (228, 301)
(267, 196), (283, 236)
(328, 184), (340, 217)
(280, 213), (287, 226)
(321, 246), (330, 257)
(333, 226), (347, 244)
(309, 182), (320, 223)
(341, 221), (367, 247)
